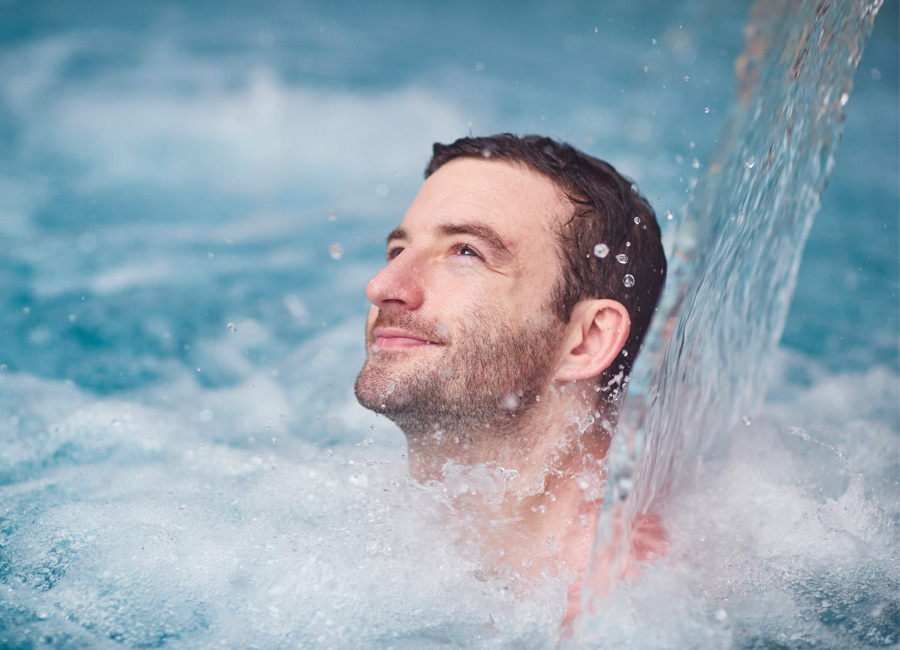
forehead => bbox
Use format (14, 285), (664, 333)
(403, 157), (568, 246)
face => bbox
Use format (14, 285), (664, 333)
(354, 158), (569, 433)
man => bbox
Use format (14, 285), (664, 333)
(354, 134), (667, 621)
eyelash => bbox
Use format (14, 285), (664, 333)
(450, 242), (483, 260)
(386, 243), (483, 261)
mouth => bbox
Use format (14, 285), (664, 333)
(372, 327), (438, 350)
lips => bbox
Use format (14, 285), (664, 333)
(372, 327), (436, 350)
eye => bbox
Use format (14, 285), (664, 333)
(452, 243), (482, 259)
(386, 246), (404, 261)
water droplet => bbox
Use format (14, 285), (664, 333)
(623, 274), (635, 287)
(481, 148), (492, 158)
(227, 322), (237, 333)
(593, 243), (610, 258)
(665, 210), (674, 220)
(704, 106), (710, 114)
(651, 38), (657, 45)
(503, 393), (521, 410)
(840, 92), (849, 106)
(616, 253), (628, 264)
(375, 183), (389, 197)
(742, 415), (752, 426)
(325, 208), (337, 221)
(684, 75), (690, 82)
(576, 477), (590, 490)
(744, 156), (756, 169)
(329, 243), (344, 260)
(715, 609), (728, 621)
(692, 158), (700, 169)
(199, 409), (213, 422)
(207, 252), (215, 259)
(633, 216), (641, 224)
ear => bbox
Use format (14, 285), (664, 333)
(553, 299), (630, 382)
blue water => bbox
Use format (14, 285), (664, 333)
(0, 0), (897, 647)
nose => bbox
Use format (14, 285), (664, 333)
(365, 250), (426, 311)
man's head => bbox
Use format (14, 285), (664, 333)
(355, 134), (666, 437)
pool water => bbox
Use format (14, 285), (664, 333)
(0, 0), (897, 647)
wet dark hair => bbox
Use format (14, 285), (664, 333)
(426, 133), (667, 402)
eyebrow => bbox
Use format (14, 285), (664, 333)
(386, 222), (514, 263)
(386, 227), (406, 244)
(438, 223), (513, 262)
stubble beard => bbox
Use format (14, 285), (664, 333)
(354, 309), (563, 439)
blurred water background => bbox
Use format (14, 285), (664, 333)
(0, 0), (897, 648)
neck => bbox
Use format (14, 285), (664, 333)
(399, 381), (613, 579)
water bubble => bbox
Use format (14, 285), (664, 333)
(283, 294), (309, 323)
(616, 254), (628, 264)
(503, 393), (521, 410)
(593, 243), (610, 258)
(623, 274), (635, 288)
(329, 243), (343, 260)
